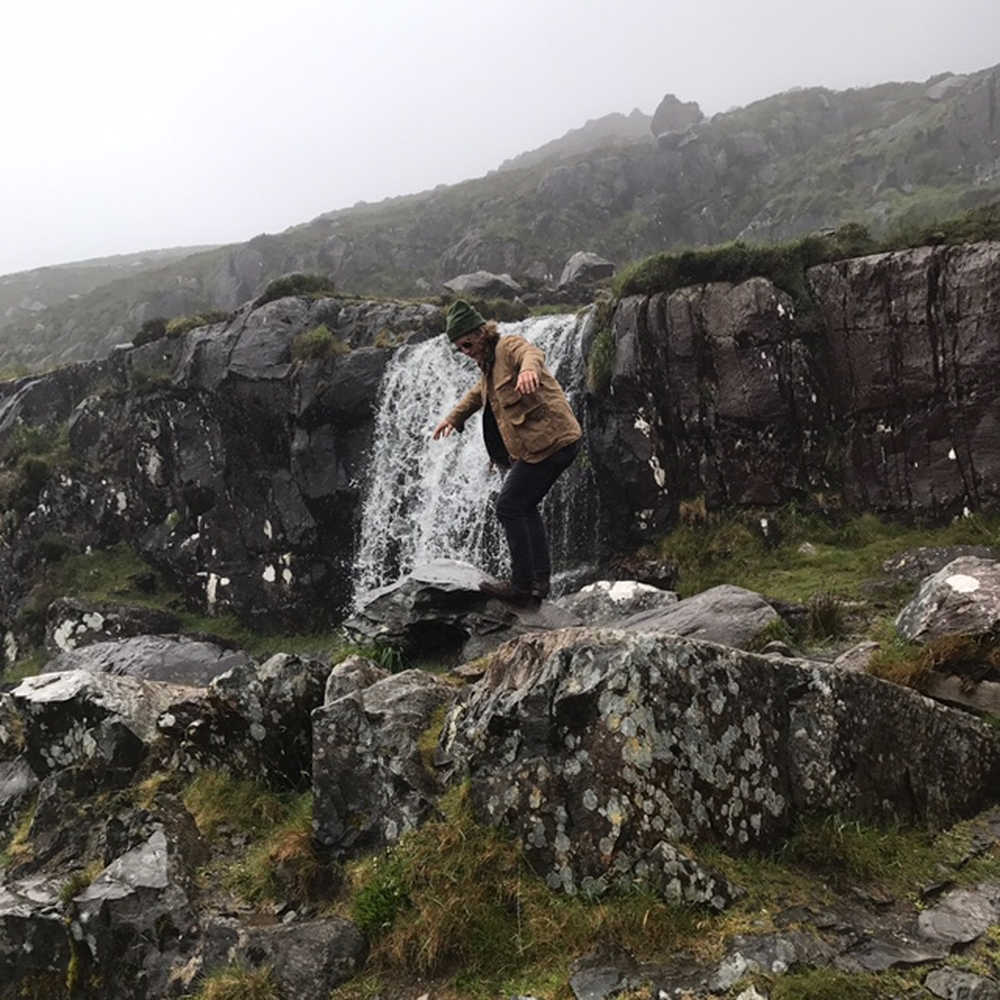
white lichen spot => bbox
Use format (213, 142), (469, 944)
(53, 621), (77, 652)
(776, 302), (786, 317)
(115, 491), (127, 513)
(948, 447), (957, 460)
(264, 519), (273, 539)
(946, 573), (980, 594)
(4, 631), (18, 664)
(282, 568), (293, 585)
(262, 565), (277, 583)
(81, 612), (104, 631)
(650, 455), (667, 488)
(249, 722), (266, 742)
(281, 553), (292, 567)
(634, 412), (652, 437)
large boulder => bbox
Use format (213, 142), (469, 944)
(896, 556), (1000, 642)
(312, 668), (454, 853)
(344, 559), (582, 661)
(443, 629), (1000, 896)
(558, 252), (615, 288)
(10, 670), (203, 779)
(443, 270), (523, 299)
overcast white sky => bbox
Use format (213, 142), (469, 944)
(2, 0), (996, 276)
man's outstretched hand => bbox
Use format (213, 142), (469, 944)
(516, 370), (539, 394)
(432, 419), (455, 439)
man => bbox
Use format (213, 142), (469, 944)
(432, 300), (582, 603)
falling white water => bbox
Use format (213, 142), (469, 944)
(353, 313), (588, 605)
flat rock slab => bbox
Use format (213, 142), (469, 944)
(44, 634), (254, 686)
(618, 584), (779, 650)
(346, 558), (582, 661)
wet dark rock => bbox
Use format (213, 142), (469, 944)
(206, 652), (330, 788)
(896, 556), (1000, 641)
(45, 599), (181, 654)
(11, 670), (202, 779)
(0, 876), (71, 986)
(345, 559), (582, 662)
(554, 580), (678, 624)
(618, 584), (779, 650)
(925, 967), (1000, 999)
(235, 919), (366, 1000)
(71, 827), (199, 1000)
(444, 629), (1000, 895)
(44, 634), (253, 685)
(883, 546), (999, 586)
(312, 668), (454, 852)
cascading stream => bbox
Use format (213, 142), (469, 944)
(353, 313), (594, 605)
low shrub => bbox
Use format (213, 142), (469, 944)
(613, 222), (877, 306)
(255, 273), (336, 308)
(134, 316), (167, 346)
(165, 311), (230, 337)
(291, 324), (350, 361)
(586, 327), (615, 395)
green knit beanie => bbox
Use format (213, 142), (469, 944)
(445, 300), (486, 342)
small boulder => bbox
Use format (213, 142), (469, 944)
(555, 580), (678, 624)
(618, 584), (780, 650)
(312, 668), (454, 852)
(896, 557), (1000, 642)
(234, 919), (367, 1000)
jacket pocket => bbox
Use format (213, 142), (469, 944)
(496, 381), (542, 424)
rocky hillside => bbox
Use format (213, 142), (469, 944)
(2, 63), (998, 371)
(0, 246), (215, 361)
(0, 236), (998, 672)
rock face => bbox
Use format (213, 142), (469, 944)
(444, 629), (1000, 894)
(896, 556), (1000, 641)
(587, 242), (1000, 547)
(0, 293), (444, 641)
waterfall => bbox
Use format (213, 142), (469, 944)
(353, 312), (597, 605)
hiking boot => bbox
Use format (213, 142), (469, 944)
(479, 579), (537, 605)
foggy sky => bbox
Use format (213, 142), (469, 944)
(2, 0), (996, 277)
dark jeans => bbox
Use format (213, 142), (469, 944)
(495, 441), (579, 588)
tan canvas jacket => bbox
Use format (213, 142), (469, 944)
(445, 335), (582, 463)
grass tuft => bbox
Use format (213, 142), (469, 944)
(188, 964), (281, 1000)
